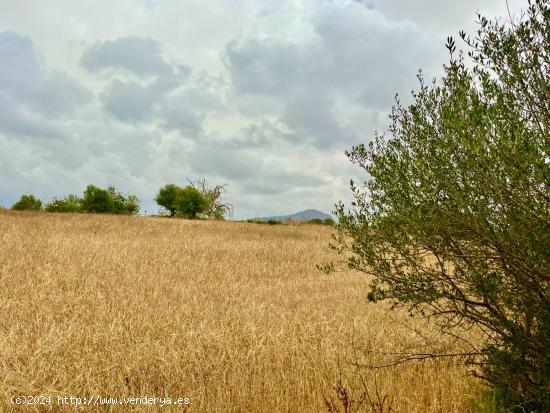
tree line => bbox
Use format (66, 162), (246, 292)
(9, 179), (233, 220)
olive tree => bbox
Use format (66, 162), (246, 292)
(155, 184), (209, 219)
(333, 1), (549, 410)
(173, 186), (208, 219)
(81, 185), (139, 215)
(12, 195), (43, 211)
(155, 184), (180, 216)
(45, 194), (83, 213)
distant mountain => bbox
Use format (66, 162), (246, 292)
(253, 209), (333, 222)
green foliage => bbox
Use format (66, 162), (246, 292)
(246, 219), (281, 225)
(306, 218), (324, 225)
(334, 1), (549, 411)
(81, 185), (139, 215)
(155, 184), (180, 216)
(306, 218), (336, 225)
(81, 185), (114, 213)
(45, 195), (82, 213)
(107, 186), (140, 215)
(156, 183), (214, 219)
(12, 195), (43, 211)
(174, 186), (208, 219)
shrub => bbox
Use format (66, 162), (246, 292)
(107, 186), (140, 215)
(81, 185), (139, 215)
(306, 218), (335, 225)
(174, 186), (208, 219)
(12, 195), (42, 211)
(81, 185), (114, 213)
(156, 184), (210, 219)
(333, 1), (549, 410)
(45, 195), (83, 213)
(155, 184), (180, 217)
(306, 218), (324, 225)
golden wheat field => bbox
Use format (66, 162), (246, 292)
(0, 210), (480, 412)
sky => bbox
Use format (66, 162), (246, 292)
(0, 0), (524, 218)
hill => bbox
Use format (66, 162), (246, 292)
(253, 209), (333, 222)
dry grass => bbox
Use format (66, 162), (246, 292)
(0, 211), (477, 412)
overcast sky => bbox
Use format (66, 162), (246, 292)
(0, 0), (524, 218)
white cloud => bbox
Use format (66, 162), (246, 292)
(81, 36), (173, 77)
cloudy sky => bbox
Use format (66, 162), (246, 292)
(0, 0), (524, 218)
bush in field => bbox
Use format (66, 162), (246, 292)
(81, 185), (139, 215)
(306, 218), (324, 225)
(174, 186), (208, 219)
(81, 185), (114, 213)
(306, 218), (335, 225)
(107, 186), (140, 215)
(156, 184), (210, 219)
(45, 195), (83, 213)
(155, 184), (180, 217)
(333, 1), (549, 411)
(12, 195), (42, 211)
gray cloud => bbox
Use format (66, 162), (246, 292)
(0, 30), (90, 118)
(82, 35), (209, 134)
(0, 93), (67, 139)
(101, 79), (158, 122)
(224, 2), (431, 148)
(190, 145), (263, 180)
(99, 75), (211, 135)
(160, 92), (204, 135)
(81, 36), (173, 76)
(224, 38), (308, 97)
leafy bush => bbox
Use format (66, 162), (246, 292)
(155, 184), (180, 217)
(156, 184), (209, 219)
(333, 1), (549, 411)
(81, 185), (114, 213)
(12, 195), (42, 211)
(107, 186), (140, 215)
(174, 186), (208, 219)
(306, 218), (324, 225)
(81, 185), (139, 215)
(306, 218), (335, 225)
(45, 195), (83, 213)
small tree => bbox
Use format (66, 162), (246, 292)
(81, 185), (114, 213)
(107, 186), (140, 215)
(155, 184), (180, 216)
(174, 186), (208, 219)
(12, 195), (42, 211)
(123, 194), (140, 215)
(45, 195), (82, 213)
(334, 1), (549, 410)
(187, 178), (233, 220)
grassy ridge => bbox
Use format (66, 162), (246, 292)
(1, 211), (474, 412)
